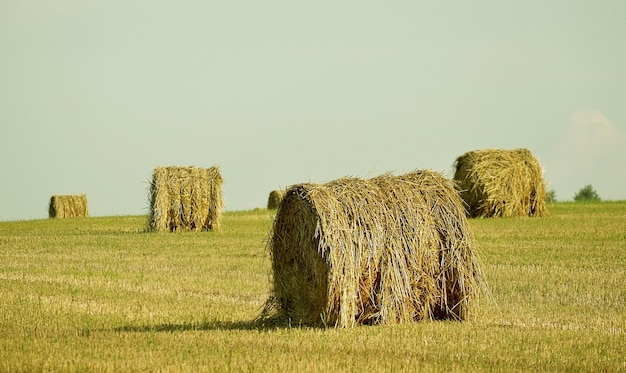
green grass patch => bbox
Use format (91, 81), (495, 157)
(1, 203), (624, 371)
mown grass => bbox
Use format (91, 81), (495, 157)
(0, 203), (624, 372)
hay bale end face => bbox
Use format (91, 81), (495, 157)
(267, 190), (285, 209)
(148, 165), (223, 232)
(453, 148), (548, 218)
(262, 170), (486, 328)
(49, 194), (89, 218)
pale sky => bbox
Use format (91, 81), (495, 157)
(1, 1), (625, 221)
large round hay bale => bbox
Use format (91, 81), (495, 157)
(48, 194), (89, 219)
(453, 148), (547, 218)
(267, 190), (285, 210)
(147, 165), (223, 232)
(262, 170), (486, 327)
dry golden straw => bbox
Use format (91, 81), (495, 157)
(267, 190), (285, 210)
(48, 194), (89, 219)
(453, 148), (548, 218)
(260, 170), (486, 328)
(147, 166), (223, 232)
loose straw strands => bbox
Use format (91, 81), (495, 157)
(261, 170), (486, 328)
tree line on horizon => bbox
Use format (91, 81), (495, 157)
(546, 184), (601, 203)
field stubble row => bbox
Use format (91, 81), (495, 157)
(0, 202), (624, 371)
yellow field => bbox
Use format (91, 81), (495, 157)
(1, 203), (624, 371)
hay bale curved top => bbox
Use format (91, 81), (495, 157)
(453, 148), (547, 218)
(267, 190), (285, 210)
(148, 165), (223, 232)
(262, 170), (486, 328)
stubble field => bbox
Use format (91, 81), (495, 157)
(0, 202), (624, 371)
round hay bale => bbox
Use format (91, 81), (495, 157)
(261, 170), (486, 327)
(147, 165), (223, 232)
(48, 194), (89, 219)
(267, 190), (285, 210)
(453, 148), (548, 218)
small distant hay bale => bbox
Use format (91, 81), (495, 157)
(148, 165), (223, 232)
(48, 194), (89, 219)
(267, 190), (285, 209)
(260, 170), (486, 328)
(453, 148), (547, 218)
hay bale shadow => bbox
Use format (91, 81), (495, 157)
(112, 317), (310, 333)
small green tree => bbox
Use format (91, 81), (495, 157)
(573, 184), (600, 202)
(545, 189), (557, 203)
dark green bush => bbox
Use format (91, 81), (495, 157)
(573, 185), (601, 202)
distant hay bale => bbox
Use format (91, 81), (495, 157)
(453, 148), (547, 218)
(148, 166), (223, 232)
(260, 170), (486, 328)
(48, 194), (89, 218)
(267, 190), (285, 209)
